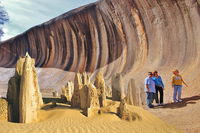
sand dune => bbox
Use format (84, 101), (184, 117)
(0, 101), (181, 133)
(149, 95), (200, 133)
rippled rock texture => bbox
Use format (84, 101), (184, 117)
(0, 0), (200, 93)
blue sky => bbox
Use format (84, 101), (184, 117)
(1, 0), (97, 41)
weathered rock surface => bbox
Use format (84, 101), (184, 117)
(82, 83), (100, 117)
(94, 72), (107, 107)
(111, 73), (124, 101)
(7, 57), (25, 122)
(71, 72), (91, 108)
(7, 53), (43, 123)
(125, 79), (142, 106)
(19, 53), (43, 123)
(82, 72), (90, 85)
(61, 81), (74, 102)
(105, 85), (112, 98)
(70, 72), (101, 116)
(71, 73), (83, 108)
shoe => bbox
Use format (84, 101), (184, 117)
(178, 99), (183, 102)
(148, 105), (154, 108)
(174, 100), (178, 103)
(156, 103), (161, 106)
(160, 103), (164, 106)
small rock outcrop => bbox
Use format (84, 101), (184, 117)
(80, 72), (91, 109)
(105, 85), (112, 98)
(94, 72), (107, 107)
(70, 72), (101, 117)
(61, 81), (74, 102)
(71, 72), (91, 108)
(71, 73), (83, 108)
(7, 53), (43, 123)
(111, 73), (124, 101)
(82, 83), (100, 117)
(117, 99), (141, 121)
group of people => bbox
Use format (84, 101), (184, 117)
(144, 70), (188, 108)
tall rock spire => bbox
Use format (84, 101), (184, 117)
(7, 53), (43, 123)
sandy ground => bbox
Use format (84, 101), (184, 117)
(148, 94), (200, 133)
(125, 65), (200, 133)
(0, 99), (7, 121)
(0, 100), (180, 133)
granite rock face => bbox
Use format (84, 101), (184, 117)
(1, 0), (199, 77)
(7, 53), (43, 123)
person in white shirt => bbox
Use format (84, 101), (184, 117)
(144, 72), (156, 108)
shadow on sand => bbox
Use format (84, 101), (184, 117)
(41, 104), (72, 110)
(41, 97), (71, 111)
(155, 94), (200, 109)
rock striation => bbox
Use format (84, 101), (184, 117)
(0, 0), (199, 77)
(7, 53), (43, 123)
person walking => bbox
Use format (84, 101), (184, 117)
(152, 71), (164, 106)
(172, 69), (188, 103)
(144, 72), (156, 108)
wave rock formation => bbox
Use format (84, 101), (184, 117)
(0, 0), (200, 88)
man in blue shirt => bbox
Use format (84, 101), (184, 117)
(144, 72), (156, 108)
